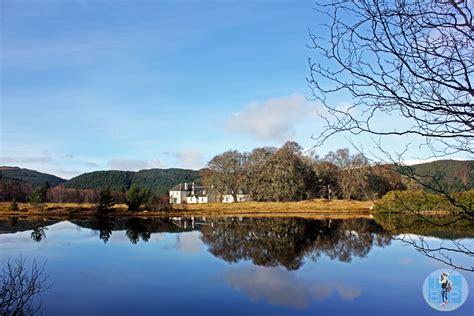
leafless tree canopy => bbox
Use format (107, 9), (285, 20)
(0, 258), (50, 315)
(308, 0), (473, 155)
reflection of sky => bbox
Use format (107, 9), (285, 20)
(0, 222), (473, 315)
(225, 266), (360, 309)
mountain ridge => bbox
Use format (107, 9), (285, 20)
(1, 159), (472, 195)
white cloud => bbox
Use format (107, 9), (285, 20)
(170, 149), (205, 170)
(107, 158), (164, 171)
(226, 94), (315, 141)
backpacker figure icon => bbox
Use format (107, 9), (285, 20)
(423, 269), (468, 312)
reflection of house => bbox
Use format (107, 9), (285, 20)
(169, 182), (220, 204)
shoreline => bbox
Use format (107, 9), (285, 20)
(0, 199), (374, 220)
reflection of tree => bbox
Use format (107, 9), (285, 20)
(375, 214), (474, 272)
(309, 219), (391, 263)
(0, 257), (50, 315)
(71, 217), (184, 244)
(200, 218), (390, 270)
(30, 227), (47, 242)
(96, 215), (114, 244)
(8, 217), (18, 227)
(125, 218), (152, 244)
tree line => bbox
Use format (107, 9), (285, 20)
(204, 141), (405, 202)
(0, 178), (127, 204)
(1, 178), (171, 214)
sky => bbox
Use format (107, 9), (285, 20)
(0, 0), (468, 179)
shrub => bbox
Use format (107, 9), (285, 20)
(9, 199), (19, 212)
(373, 190), (474, 214)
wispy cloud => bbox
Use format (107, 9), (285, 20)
(107, 158), (164, 171)
(226, 94), (315, 141)
(0, 152), (98, 179)
(0, 155), (53, 164)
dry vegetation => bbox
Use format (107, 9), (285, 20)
(0, 199), (373, 219)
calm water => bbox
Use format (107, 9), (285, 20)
(0, 216), (473, 315)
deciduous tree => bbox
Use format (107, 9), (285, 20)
(208, 150), (247, 202)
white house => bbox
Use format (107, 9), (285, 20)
(169, 182), (220, 204)
(222, 194), (249, 203)
(169, 182), (249, 204)
(169, 182), (191, 204)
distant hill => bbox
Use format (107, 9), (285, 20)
(63, 168), (201, 196)
(0, 166), (66, 188)
(409, 160), (473, 192)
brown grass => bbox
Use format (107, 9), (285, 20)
(0, 199), (373, 219)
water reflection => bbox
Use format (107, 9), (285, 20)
(96, 215), (113, 244)
(225, 266), (360, 309)
(200, 218), (391, 270)
(1, 217), (392, 269)
(374, 214), (474, 272)
(1, 216), (472, 272)
(0, 216), (473, 315)
(31, 226), (48, 242)
(0, 257), (50, 315)
(125, 218), (152, 244)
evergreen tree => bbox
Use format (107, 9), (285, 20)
(126, 184), (151, 212)
(30, 182), (49, 203)
(96, 187), (114, 213)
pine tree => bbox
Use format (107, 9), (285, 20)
(97, 187), (114, 213)
(126, 185), (151, 212)
(30, 182), (49, 204)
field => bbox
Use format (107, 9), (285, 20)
(0, 199), (374, 219)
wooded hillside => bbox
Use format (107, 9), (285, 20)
(0, 167), (66, 188)
(63, 168), (201, 196)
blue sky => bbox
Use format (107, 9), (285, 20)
(0, 0), (466, 179)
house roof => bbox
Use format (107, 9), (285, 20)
(169, 183), (187, 191)
(190, 186), (218, 197)
(170, 182), (221, 197)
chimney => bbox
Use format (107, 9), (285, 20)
(191, 182), (195, 195)
(184, 182), (188, 190)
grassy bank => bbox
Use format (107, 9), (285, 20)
(372, 190), (474, 215)
(0, 199), (373, 219)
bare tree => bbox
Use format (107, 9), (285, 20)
(0, 257), (50, 315)
(308, 0), (473, 212)
(308, 0), (473, 155)
(396, 234), (473, 272)
(208, 150), (247, 202)
(307, 0), (473, 270)
(324, 148), (371, 199)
